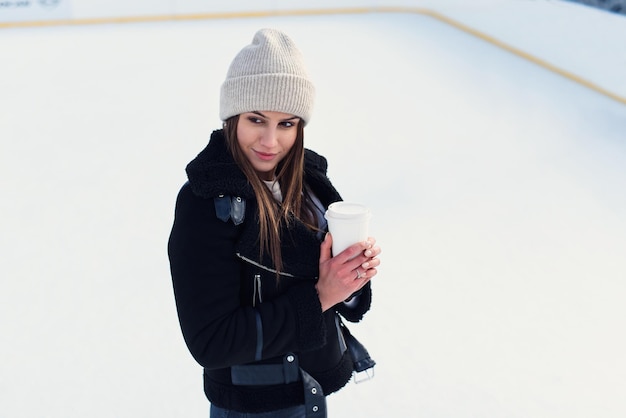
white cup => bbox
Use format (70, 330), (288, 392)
(324, 202), (371, 257)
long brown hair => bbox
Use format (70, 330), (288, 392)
(224, 115), (318, 276)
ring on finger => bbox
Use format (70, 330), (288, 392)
(355, 268), (363, 280)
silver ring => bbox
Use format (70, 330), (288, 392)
(355, 268), (362, 280)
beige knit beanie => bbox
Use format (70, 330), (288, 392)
(220, 28), (315, 125)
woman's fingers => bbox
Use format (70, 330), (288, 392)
(360, 256), (380, 271)
(338, 239), (381, 276)
(317, 235), (381, 310)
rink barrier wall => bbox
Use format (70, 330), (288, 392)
(2, 6), (624, 107)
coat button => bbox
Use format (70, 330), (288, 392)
(312, 406), (319, 412)
(311, 388), (317, 394)
(286, 355), (294, 363)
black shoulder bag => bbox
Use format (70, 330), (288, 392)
(337, 317), (376, 383)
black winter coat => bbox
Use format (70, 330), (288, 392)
(168, 130), (372, 413)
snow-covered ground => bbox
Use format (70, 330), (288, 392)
(1, 2), (625, 417)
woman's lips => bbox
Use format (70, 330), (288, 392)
(254, 150), (277, 161)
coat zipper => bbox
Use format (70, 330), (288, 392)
(235, 253), (318, 308)
(235, 253), (300, 278)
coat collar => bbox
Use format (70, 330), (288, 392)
(186, 130), (255, 200)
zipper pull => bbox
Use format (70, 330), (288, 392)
(253, 273), (262, 307)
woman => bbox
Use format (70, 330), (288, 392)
(168, 28), (381, 417)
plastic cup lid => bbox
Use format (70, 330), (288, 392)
(325, 202), (371, 220)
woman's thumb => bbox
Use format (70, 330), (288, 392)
(319, 232), (333, 262)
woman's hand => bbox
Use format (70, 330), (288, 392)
(316, 233), (381, 312)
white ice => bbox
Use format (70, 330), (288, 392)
(1, 2), (626, 417)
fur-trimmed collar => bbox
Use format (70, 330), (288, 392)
(186, 130), (254, 200)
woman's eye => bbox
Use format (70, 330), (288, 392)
(280, 121), (294, 128)
(248, 117), (263, 124)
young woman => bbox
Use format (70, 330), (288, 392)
(168, 28), (381, 418)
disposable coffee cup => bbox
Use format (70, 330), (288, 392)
(324, 202), (371, 257)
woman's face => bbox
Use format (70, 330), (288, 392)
(236, 111), (300, 181)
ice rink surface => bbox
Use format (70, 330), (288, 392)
(1, 3), (626, 417)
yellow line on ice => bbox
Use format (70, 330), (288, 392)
(2, 6), (624, 106)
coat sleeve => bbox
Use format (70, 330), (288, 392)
(167, 183), (327, 370)
(335, 283), (372, 322)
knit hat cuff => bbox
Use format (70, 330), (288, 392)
(220, 73), (315, 125)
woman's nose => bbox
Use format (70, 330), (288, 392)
(259, 127), (278, 148)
